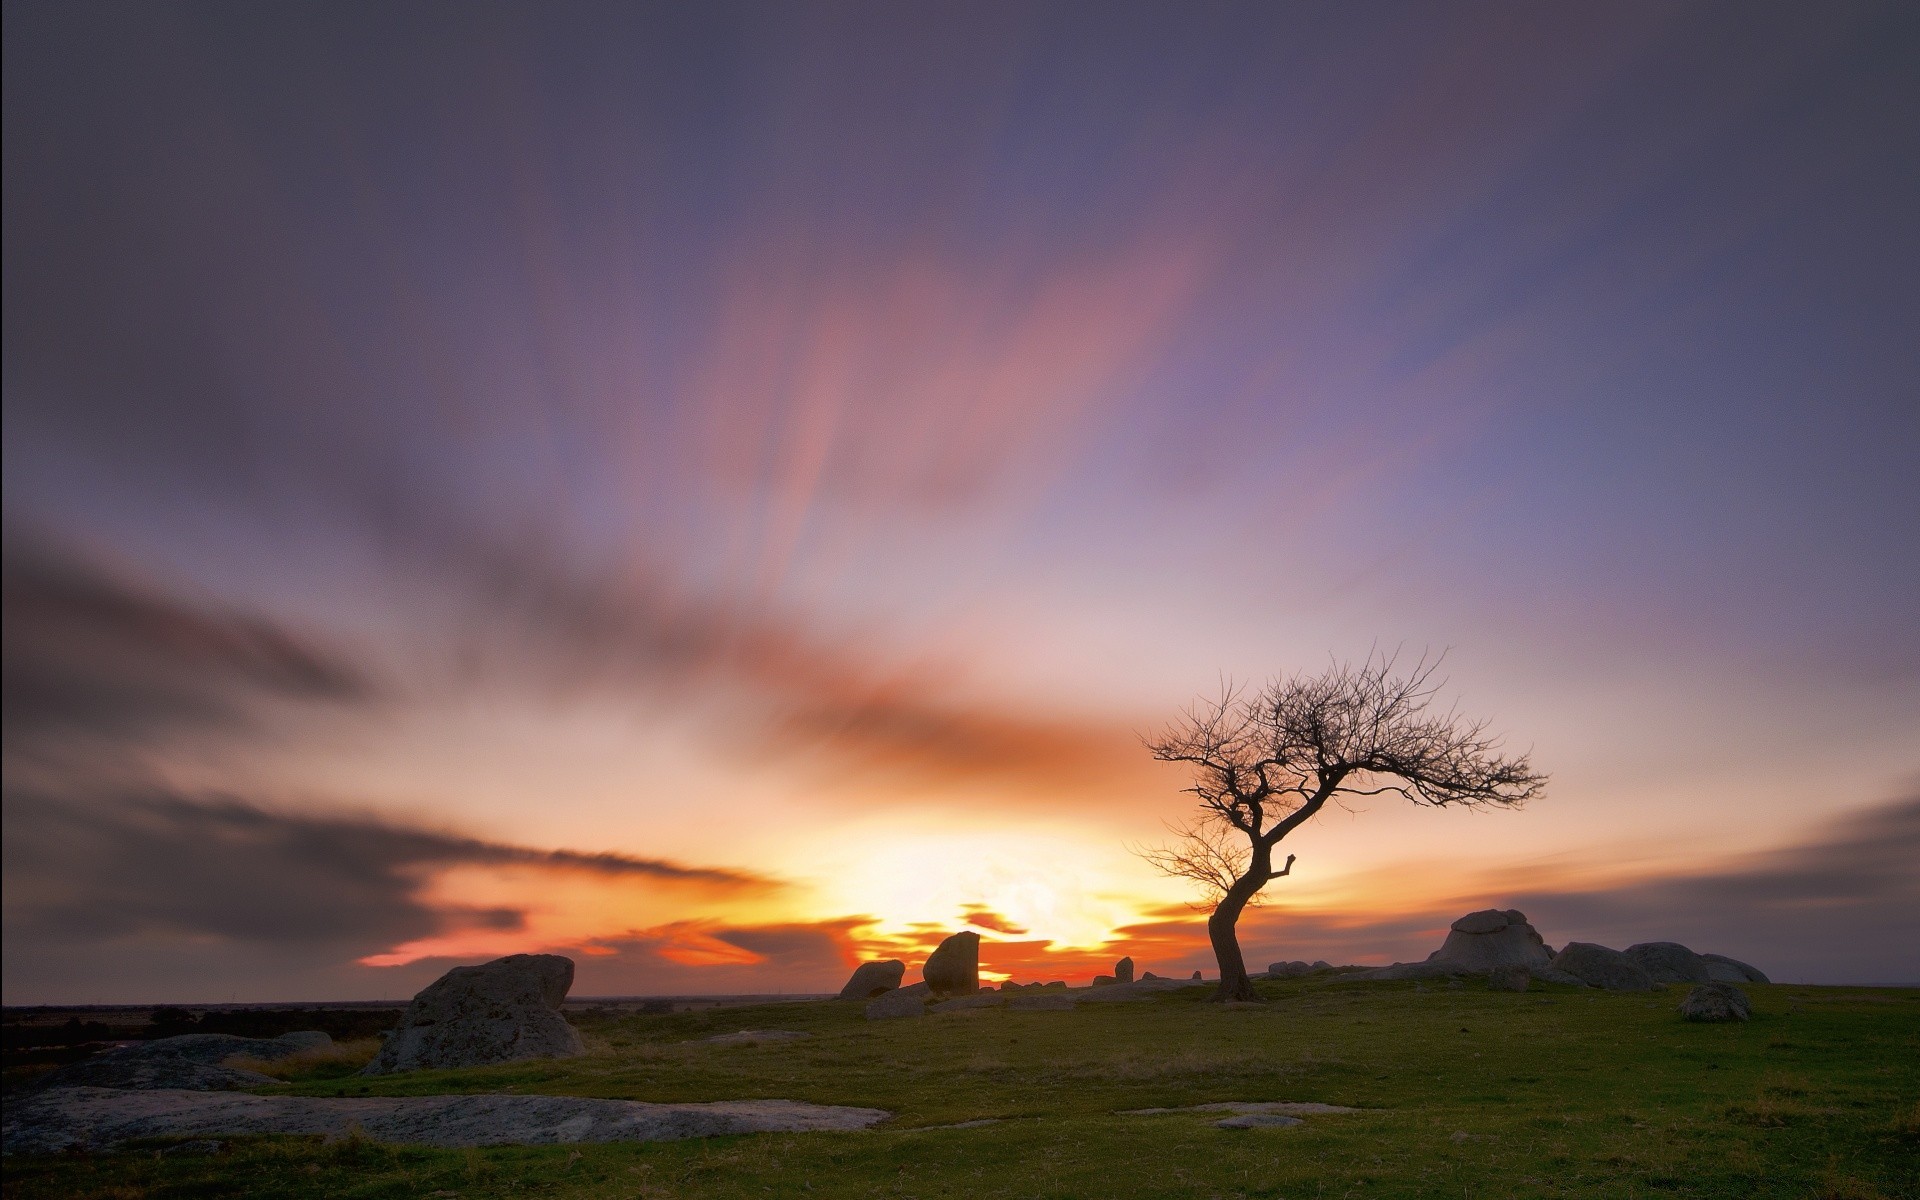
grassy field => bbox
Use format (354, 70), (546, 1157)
(5, 977), (1916, 1199)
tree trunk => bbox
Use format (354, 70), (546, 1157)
(1207, 855), (1268, 1002)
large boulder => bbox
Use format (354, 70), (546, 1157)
(922, 932), (981, 999)
(1114, 956), (1135, 984)
(1701, 953), (1770, 984)
(1424, 909), (1553, 971)
(1624, 942), (1712, 985)
(1550, 943), (1655, 992)
(363, 953), (585, 1076)
(836, 960), (906, 1000)
(1679, 983), (1752, 1022)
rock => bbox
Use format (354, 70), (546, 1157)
(1311, 960), (1331, 970)
(922, 932), (981, 999)
(1006, 994), (1076, 1011)
(1423, 909), (1553, 971)
(30, 1032), (334, 1092)
(1529, 967), (1591, 988)
(1044, 981), (1069, 989)
(1487, 964), (1530, 992)
(1624, 942), (1713, 985)
(1700, 954), (1770, 984)
(836, 960), (906, 1000)
(32, 1057), (280, 1093)
(362, 954), (585, 1076)
(1266, 961), (1310, 978)
(1550, 943), (1654, 992)
(266, 1032), (334, 1055)
(1092, 975), (1117, 987)
(1114, 957), (1135, 983)
(701, 1030), (811, 1046)
(1, 1087), (893, 1154)
(1679, 983), (1752, 1023)
(1214, 1113), (1302, 1129)
(1191, 971), (1202, 981)
(1119, 1102), (1358, 1116)
(865, 988), (927, 1020)
(1141, 971), (1162, 980)
(930, 993), (1003, 1013)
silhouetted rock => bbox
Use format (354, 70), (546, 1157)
(1550, 943), (1654, 992)
(1624, 942), (1712, 985)
(1114, 957), (1135, 983)
(865, 986), (927, 1020)
(1679, 982), (1752, 1022)
(1487, 964), (1531, 992)
(1266, 961), (1314, 978)
(922, 932), (981, 999)
(363, 954), (584, 1076)
(1191, 971), (1202, 980)
(1006, 994), (1076, 1011)
(836, 960), (906, 1000)
(1092, 974), (1117, 987)
(930, 993), (1002, 1013)
(1141, 971), (1162, 980)
(1700, 954), (1770, 984)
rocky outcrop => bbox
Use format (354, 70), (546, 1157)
(363, 954), (585, 1076)
(1624, 942), (1713, 985)
(2, 1087), (892, 1154)
(1678, 983), (1752, 1022)
(1114, 957), (1135, 984)
(1487, 964), (1530, 992)
(865, 983), (928, 1020)
(836, 960), (906, 1000)
(922, 932), (981, 999)
(30, 1032), (333, 1093)
(1701, 954), (1769, 984)
(1550, 943), (1655, 992)
(1425, 909), (1553, 971)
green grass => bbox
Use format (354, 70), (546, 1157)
(6, 979), (1916, 1199)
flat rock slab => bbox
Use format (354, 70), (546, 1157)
(1118, 1102), (1360, 1116)
(3, 1087), (891, 1154)
(699, 1030), (812, 1046)
(1214, 1113), (1302, 1129)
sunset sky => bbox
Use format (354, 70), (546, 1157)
(5, 2), (1917, 1004)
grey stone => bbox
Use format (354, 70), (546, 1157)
(1487, 964), (1530, 992)
(1424, 909), (1553, 971)
(1214, 1113), (1303, 1129)
(1114, 957), (1135, 983)
(1700, 954), (1770, 984)
(363, 953), (585, 1076)
(1528, 967), (1591, 988)
(1006, 994), (1076, 1011)
(836, 959), (906, 1000)
(1679, 983), (1752, 1023)
(1550, 943), (1654, 992)
(922, 932), (980, 999)
(1266, 961), (1312, 978)
(700, 1030), (811, 1046)
(865, 988), (926, 1020)
(1120, 1102), (1358, 1116)
(1, 1087), (892, 1154)
(1311, 960), (1331, 970)
(1624, 942), (1713, 985)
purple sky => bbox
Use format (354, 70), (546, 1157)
(5, 2), (1917, 1002)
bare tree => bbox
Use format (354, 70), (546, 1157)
(1142, 654), (1545, 1001)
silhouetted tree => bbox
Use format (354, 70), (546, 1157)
(1141, 654), (1545, 1001)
